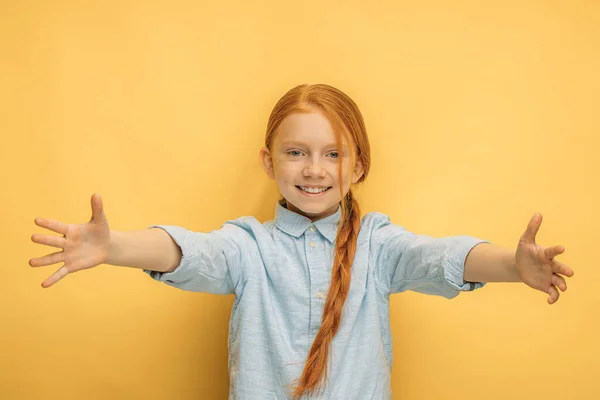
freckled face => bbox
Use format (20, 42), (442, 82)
(260, 111), (363, 221)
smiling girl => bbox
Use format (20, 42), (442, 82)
(30, 84), (574, 399)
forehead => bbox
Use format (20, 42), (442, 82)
(275, 112), (348, 147)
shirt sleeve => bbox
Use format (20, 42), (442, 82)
(369, 213), (490, 298)
(143, 223), (248, 295)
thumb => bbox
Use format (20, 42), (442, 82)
(520, 213), (542, 244)
(90, 193), (107, 223)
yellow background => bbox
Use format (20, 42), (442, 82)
(2, 0), (598, 399)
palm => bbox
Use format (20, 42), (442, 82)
(516, 241), (551, 290)
(30, 194), (110, 288)
(63, 219), (110, 272)
(515, 213), (574, 304)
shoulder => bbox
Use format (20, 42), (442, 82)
(219, 215), (278, 244)
(359, 211), (413, 248)
(223, 215), (274, 233)
(219, 215), (263, 238)
(360, 211), (393, 232)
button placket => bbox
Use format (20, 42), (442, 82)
(306, 227), (327, 338)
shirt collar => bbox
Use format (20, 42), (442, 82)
(274, 199), (341, 243)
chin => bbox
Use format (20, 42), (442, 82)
(287, 198), (339, 218)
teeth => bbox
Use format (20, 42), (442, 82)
(300, 186), (329, 194)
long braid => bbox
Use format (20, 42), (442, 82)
(291, 189), (361, 399)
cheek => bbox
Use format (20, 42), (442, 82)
(340, 175), (351, 190)
(337, 160), (353, 186)
(274, 161), (299, 182)
(321, 162), (350, 186)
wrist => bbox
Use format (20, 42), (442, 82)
(509, 250), (523, 282)
(106, 230), (120, 266)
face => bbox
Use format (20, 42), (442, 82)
(260, 111), (364, 221)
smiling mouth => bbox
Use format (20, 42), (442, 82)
(296, 185), (332, 194)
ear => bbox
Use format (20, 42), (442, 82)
(259, 146), (275, 179)
(351, 158), (364, 184)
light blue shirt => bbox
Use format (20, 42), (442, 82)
(144, 201), (489, 399)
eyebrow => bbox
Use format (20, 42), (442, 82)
(280, 141), (344, 149)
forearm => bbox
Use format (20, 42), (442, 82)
(107, 228), (182, 272)
(464, 243), (521, 283)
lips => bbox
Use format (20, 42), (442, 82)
(296, 185), (331, 195)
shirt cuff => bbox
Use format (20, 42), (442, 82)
(142, 225), (197, 284)
(443, 237), (491, 292)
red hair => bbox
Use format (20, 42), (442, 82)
(264, 84), (371, 398)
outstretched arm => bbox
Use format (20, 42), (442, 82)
(30, 194), (183, 288)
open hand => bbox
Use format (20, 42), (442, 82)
(29, 194), (110, 288)
(516, 213), (574, 304)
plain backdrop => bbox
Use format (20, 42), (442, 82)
(1, 0), (598, 399)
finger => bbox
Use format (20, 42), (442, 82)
(34, 217), (69, 236)
(90, 193), (105, 223)
(547, 285), (560, 305)
(29, 250), (64, 267)
(31, 233), (66, 249)
(545, 245), (565, 260)
(41, 265), (70, 288)
(521, 213), (542, 244)
(552, 273), (567, 292)
(551, 260), (574, 277)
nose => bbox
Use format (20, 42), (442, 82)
(303, 159), (326, 178)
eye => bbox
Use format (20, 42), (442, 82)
(327, 151), (340, 159)
(288, 150), (303, 157)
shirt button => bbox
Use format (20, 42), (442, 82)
(310, 226), (316, 231)
(309, 241), (316, 248)
(317, 291), (325, 299)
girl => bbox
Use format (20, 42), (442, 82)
(30, 84), (574, 399)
